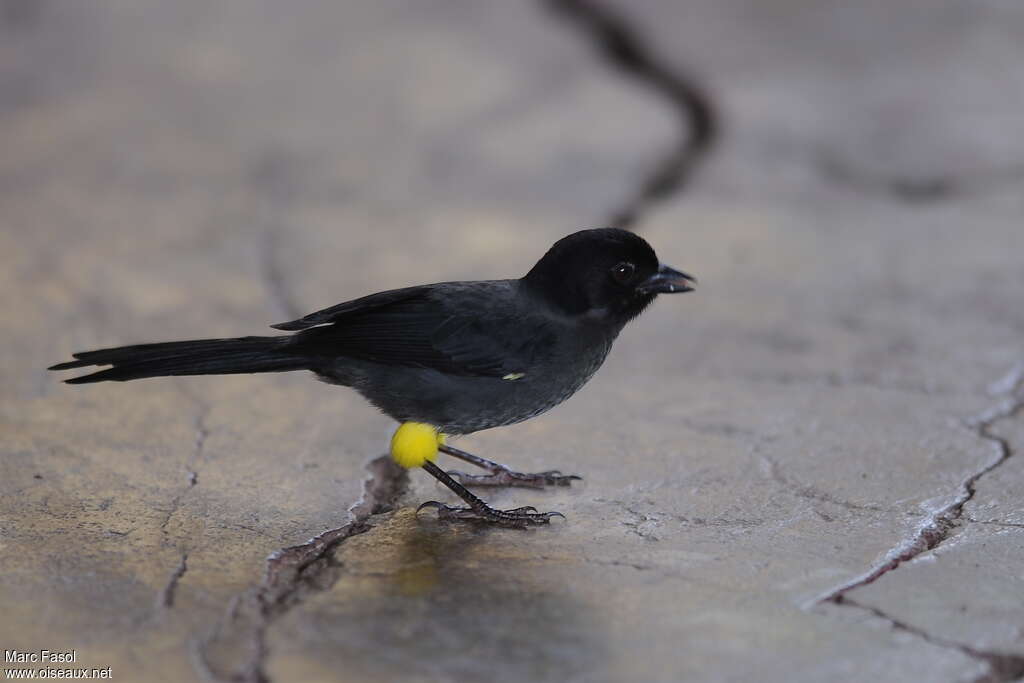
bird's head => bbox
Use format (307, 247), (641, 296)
(522, 228), (696, 324)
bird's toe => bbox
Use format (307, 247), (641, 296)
(446, 467), (582, 489)
(415, 501), (563, 527)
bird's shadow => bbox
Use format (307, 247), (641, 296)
(281, 508), (610, 681)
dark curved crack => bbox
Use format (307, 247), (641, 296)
(259, 224), (302, 323)
(832, 596), (1024, 683)
(188, 404), (209, 485)
(817, 369), (1023, 605)
(195, 456), (408, 683)
(158, 553), (189, 609)
(159, 397), (208, 520)
(151, 395), (209, 613)
(544, 0), (718, 230)
(249, 151), (305, 322)
(820, 155), (1024, 203)
(760, 454), (886, 513)
(814, 366), (1024, 681)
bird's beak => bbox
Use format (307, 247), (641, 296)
(636, 264), (697, 295)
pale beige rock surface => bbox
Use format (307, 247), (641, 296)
(2, 1), (1023, 682)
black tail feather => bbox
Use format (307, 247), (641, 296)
(50, 336), (308, 384)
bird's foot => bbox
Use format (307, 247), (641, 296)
(417, 501), (564, 528)
(446, 467), (581, 489)
(439, 444), (580, 488)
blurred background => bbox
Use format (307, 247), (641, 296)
(3, 1), (1024, 682)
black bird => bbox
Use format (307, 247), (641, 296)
(50, 228), (696, 527)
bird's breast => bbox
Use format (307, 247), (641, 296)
(440, 333), (614, 433)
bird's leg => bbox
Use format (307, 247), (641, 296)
(439, 443), (581, 489)
(418, 461), (564, 527)
(388, 422), (565, 526)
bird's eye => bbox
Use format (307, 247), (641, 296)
(610, 261), (636, 284)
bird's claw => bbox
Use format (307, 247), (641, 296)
(445, 467), (582, 489)
(416, 500), (564, 527)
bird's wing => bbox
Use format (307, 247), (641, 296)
(279, 282), (554, 377)
(271, 286), (427, 331)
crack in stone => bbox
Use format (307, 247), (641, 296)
(810, 365), (1024, 679)
(259, 224), (301, 323)
(157, 553), (189, 609)
(819, 155), (1024, 203)
(622, 508), (661, 541)
(760, 454), (886, 513)
(195, 456), (408, 683)
(742, 370), (956, 397)
(583, 557), (655, 572)
(682, 367), (967, 399)
(159, 400), (208, 532)
(545, 0), (717, 230)
(815, 366), (1023, 606)
(557, 554), (715, 587)
(966, 518), (1024, 530)
(249, 152), (304, 322)
(832, 596), (1024, 683)
(592, 498), (669, 542)
(151, 394), (210, 614)
(188, 404), (209, 486)
(597, 498), (761, 541)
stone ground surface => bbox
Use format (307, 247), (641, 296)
(2, 1), (1024, 681)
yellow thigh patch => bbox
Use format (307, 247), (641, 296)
(390, 422), (446, 469)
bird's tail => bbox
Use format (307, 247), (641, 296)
(49, 336), (308, 384)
